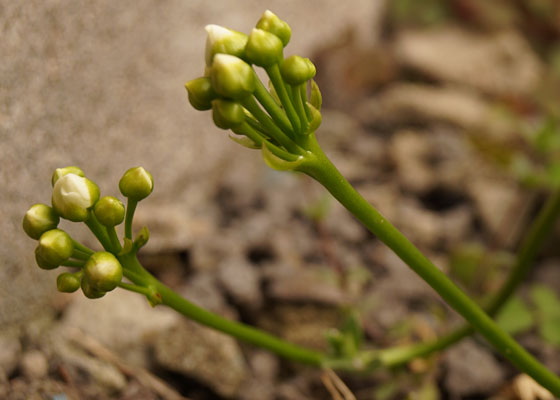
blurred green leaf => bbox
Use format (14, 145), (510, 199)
(530, 284), (560, 320)
(496, 296), (535, 335)
(540, 318), (560, 346)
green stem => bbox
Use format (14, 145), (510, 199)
(118, 254), (325, 366)
(71, 240), (94, 255)
(299, 137), (560, 395)
(300, 84), (312, 120)
(241, 96), (302, 154)
(253, 75), (294, 136)
(85, 212), (113, 252)
(71, 249), (90, 261)
(266, 64), (301, 134)
(61, 259), (85, 268)
(107, 226), (123, 253)
(375, 189), (560, 367)
(291, 84), (309, 134)
(125, 199), (138, 240)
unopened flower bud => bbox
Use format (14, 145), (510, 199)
(210, 54), (256, 99)
(245, 28), (283, 67)
(52, 173), (100, 222)
(119, 167), (154, 201)
(280, 56), (316, 85)
(212, 99), (245, 130)
(35, 229), (73, 270)
(185, 77), (217, 111)
(84, 251), (123, 292)
(256, 10), (291, 47)
(94, 196), (125, 227)
(23, 204), (60, 240)
(205, 24), (248, 66)
(52, 166), (85, 187)
(57, 272), (81, 293)
(81, 277), (106, 299)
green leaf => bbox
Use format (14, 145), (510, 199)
(261, 142), (303, 171)
(530, 284), (560, 320)
(496, 296), (535, 335)
(540, 318), (560, 346)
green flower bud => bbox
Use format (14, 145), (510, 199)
(119, 167), (154, 201)
(94, 196), (125, 227)
(57, 272), (81, 293)
(52, 166), (85, 187)
(205, 24), (248, 66)
(52, 173), (100, 222)
(81, 277), (106, 299)
(35, 229), (73, 270)
(245, 28), (283, 67)
(280, 56), (316, 85)
(185, 77), (217, 111)
(23, 203), (60, 240)
(212, 99), (245, 130)
(84, 251), (123, 292)
(256, 10), (291, 47)
(210, 54), (256, 99)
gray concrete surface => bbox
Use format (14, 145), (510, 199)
(0, 1), (383, 325)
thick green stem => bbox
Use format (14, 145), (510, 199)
(125, 199), (138, 240)
(241, 96), (302, 154)
(253, 75), (294, 136)
(118, 255), (325, 366)
(299, 137), (560, 395)
(106, 226), (123, 253)
(85, 213), (113, 252)
(374, 189), (560, 367)
(71, 240), (94, 255)
(266, 64), (301, 134)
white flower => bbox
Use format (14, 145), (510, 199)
(205, 24), (248, 66)
(52, 173), (99, 221)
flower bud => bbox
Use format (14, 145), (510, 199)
(94, 196), (125, 227)
(245, 28), (283, 67)
(210, 54), (256, 99)
(57, 272), (81, 293)
(212, 99), (245, 130)
(119, 167), (154, 201)
(205, 24), (248, 66)
(81, 277), (106, 299)
(52, 166), (85, 187)
(52, 173), (100, 222)
(256, 10), (291, 47)
(280, 56), (316, 85)
(185, 77), (217, 111)
(35, 229), (73, 270)
(84, 251), (123, 292)
(23, 203), (60, 240)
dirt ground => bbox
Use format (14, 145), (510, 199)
(2, 1), (560, 399)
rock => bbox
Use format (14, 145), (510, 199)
(258, 304), (340, 350)
(20, 350), (49, 380)
(467, 177), (527, 244)
(217, 256), (263, 310)
(390, 130), (435, 193)
(357, 84), (490, 131)
(60, 289), (178, 366)
(0, 330), (22, 377)
(51, 336), (127, 395)
(153, 319), (248, 398)
(395, 27), (542, 96)
(443, 339), (505, 397)
(179, 272), (239, 320)
(263, 265), (346, 305)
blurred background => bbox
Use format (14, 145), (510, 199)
(2, 0), (560, 398)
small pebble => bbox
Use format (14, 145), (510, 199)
(21, 350), (49, 379)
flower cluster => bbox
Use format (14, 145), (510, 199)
(23, 166), (154, 299)
(185, 10), (322, 170)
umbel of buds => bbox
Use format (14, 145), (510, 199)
(185, 10), (323, 169)
(84, 251), (123, 293)
(119, 167), (154, 201)
(35, 229), (73, 270)
(52, 173), (100, 222)
(23, 204), (60, 240)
